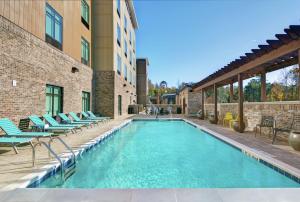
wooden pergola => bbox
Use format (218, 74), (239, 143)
(193, 25), (300, 132)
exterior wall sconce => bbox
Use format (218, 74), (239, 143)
(71, 67), (79, 73)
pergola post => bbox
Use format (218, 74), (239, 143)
(298, 49), (300, 100)
(214, 84), (218, 124)
(261, 71), (267, 102)
(238, 74), (245, 132)
(230, 83), (234, 103)
(201, 89), (205, 119)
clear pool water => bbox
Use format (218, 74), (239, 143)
(38, 120), (300, 188)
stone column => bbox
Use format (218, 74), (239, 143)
(230, 83), (234, 103)
(298, 49), (300, 100)
(261, 71), (267, 102)
(201, 89), (205, 119)
(238, 73), (245, 132)
(214, 84), (218, 124)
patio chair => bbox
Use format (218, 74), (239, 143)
(188, 110), (202, 118)
(81, 112), (106, 123)
(29, 115), (79, 133)
(0, 137), (33, 154)
(58, 113), (92, 128)
(43, 114), (82, 133)
(69, 112), (99, 125)
(223, 112), (233, 127)
(255, 116), (274, 137)
(272, 113), (300, 144)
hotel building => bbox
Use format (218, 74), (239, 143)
(92, 0), (138, 118)
(0, 0), (93, 122)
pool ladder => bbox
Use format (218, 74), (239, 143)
(32, 137), (76, 183)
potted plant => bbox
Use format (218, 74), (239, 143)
(208, 113), (217, 124)
(289, 131), (300, 151)
(233, 121), (245, 133)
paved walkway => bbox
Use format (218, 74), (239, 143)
(0, 115), (133, 189)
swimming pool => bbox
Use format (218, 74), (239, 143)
(37, 120), (300, 188)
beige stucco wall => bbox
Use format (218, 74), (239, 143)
(92, 0), (137, 118)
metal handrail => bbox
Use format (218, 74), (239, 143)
(32, 137), (76, 183)
(33, 141), (65, 181)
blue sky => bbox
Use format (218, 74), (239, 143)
(134, 0), (300, 87)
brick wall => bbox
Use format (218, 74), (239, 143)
(204, 101), (300, 132)
(0, 16), (92, 123)
(93, 70), (136, 118)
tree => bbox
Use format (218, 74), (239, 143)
(269, 83), (284, 101)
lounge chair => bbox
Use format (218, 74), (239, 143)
(255, 116), (274, 137)
(69, 112), (98, 125)
(87, 111), (111, 120)
(0, 118), (53, 139)
(58, 113), (92, 128)
(43, 114), (82, 133)
(81, 111), (106, 123)
(223, 112), (233, 127)
(0, 137), (33, 154)
(29, 115), (78, 133)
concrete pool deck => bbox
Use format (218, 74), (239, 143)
(1, 188), (300, 202)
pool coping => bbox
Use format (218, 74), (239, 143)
(3, 118), (300, 189)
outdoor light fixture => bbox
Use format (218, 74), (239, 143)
(71, 66), (79, 73)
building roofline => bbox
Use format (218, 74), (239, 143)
(126, 0), (138, 29)
(137, 57), (150, 65)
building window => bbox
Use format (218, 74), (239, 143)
(46, 85), (63, 116)
(116, 0), (121, 17)
(124, 64), (127, 81)
(124, 16), (127, 33)
(82, 91), (90, 112)
(129, 51), (132, 65)
(81, 37), (90, 66)
(124, 40), (127, 57)
(45, 3), (63, 50)
(81, 0), (89, 29)
(129, 31), (132, 44)
(117, 54), (122, 75)
(118, 95), (122, 116)
(129, 70), (132, 84)
(117, 24), (121, 47)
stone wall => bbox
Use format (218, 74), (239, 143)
(187, 92), (202, 114)
(0, 16), (93, 123)
(204, 101), (300, 132)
